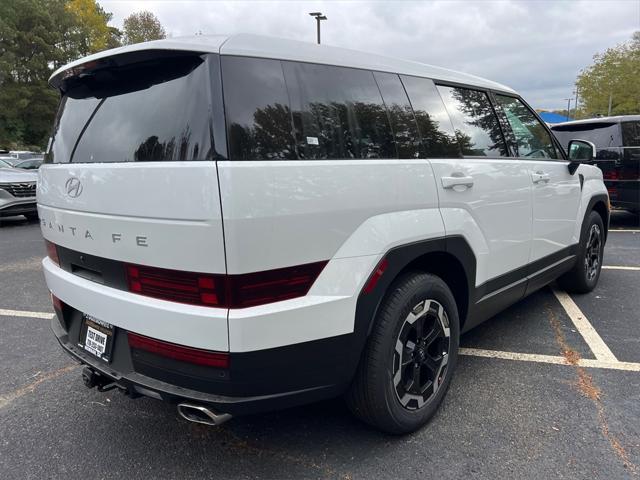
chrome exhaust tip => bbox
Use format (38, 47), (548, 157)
(177, 403), (232, 426)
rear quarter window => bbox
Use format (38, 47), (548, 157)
(222, 56), (297, 160)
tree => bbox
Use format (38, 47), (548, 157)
(576, 31), (640, 117)
(65, 0), (119, 56)
(0, 0), (117, 149)
(122, 11), (166, 45)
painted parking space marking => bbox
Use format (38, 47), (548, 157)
(0, 308), (53, 320)
(609, 229), (640, 233)
(602, 265), (640, 271)
(551, 288), (618, 362)
(460, 348), (640, 372)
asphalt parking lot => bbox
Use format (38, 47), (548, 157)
(1, 212), (639, 479)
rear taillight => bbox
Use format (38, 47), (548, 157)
(45, 240), (60, 266)
(125, 261), (327, 309)
(126, 265), (224, 307)
(127, 332), (229, 368)
(603, 170), (618, 180)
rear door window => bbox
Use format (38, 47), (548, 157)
(283, 62), (395, 160)
(437, 85), (508, 157)
(495, 95), (558, 159)
(222, 56), (297, 160)
(49, 53), (214, 163)
(400, 76), (460, 158)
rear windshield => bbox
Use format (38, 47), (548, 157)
(551, 122), (621, 149)
(621, 121), (640, 147)
(47, 53), (215, 163)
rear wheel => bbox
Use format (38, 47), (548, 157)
(558, 210), (604, 293)
(346, 272), (459, 434)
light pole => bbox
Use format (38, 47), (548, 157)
(309, 12), (327, 44)
(564, 98), (572, 121)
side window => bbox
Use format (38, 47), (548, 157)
(400, 76), (460, 158)
(282, 62), (395, 160)
(222, 56), (296, 160)
(373, 72), (420, 159)
(437, 85), (508, 157)
(622, 121), (640, 147)
(496, 95), (558, 159)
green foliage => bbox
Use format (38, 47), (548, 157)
(122, 11), (166, 45)
(0, 0), (128, 150)
(576, 31), (640, 117)
(0, 0), (72, 149)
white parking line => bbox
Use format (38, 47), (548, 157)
(602, 265), (640, 271)
(551, 288), (618, 362)
(460, 348), (640, 372)
(0, 308), (53, 320)
(609, 229), (640, 233)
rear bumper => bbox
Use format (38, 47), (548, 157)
(51, 311), (349, 415)
(52, 315), (343, 415)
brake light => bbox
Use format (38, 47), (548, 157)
(125, 261), (327, 309)
(603, 170), (618, 180)
(126, 265), (224, 307)
(127, 332), (229, 368)
(363, 258), (388, 294)
(45, 240), (60, 266)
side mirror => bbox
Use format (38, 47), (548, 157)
(567, 139), (596, 174)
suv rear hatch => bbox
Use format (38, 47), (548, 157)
(39, 49), (229, 351)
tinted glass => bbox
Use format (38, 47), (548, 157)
(437, 85), (508, 157)
(222, 57), (296, 160)
(373, 72), (420, 159)
(401, 76), (460, 158)
(551, 122), (621, 149)
(50, 54), (213, 163)
(496, 95), (558, 159)
(283, 62), (395, 160)
(621, 121), (640, 147)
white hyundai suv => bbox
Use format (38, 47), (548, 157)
(38, 34), (608, 434)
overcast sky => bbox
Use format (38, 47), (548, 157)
(101, 0), (639, 110)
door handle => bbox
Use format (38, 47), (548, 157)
(531, 171), (550, 184)
(441, 175), (474, 189)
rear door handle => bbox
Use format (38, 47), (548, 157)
(531, 171), (550, 184)
(441, 175), (474, 189)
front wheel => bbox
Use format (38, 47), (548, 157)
(346, 272), (459, 434)
(558, 210), (605, 293)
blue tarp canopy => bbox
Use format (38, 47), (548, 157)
(538, 112), (568, 123)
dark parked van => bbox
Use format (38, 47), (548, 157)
(551, 116), (640, 214)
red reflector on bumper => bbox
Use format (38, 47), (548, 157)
(127, 332), (229, 369)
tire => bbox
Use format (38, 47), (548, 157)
(557, 210), (604, 294)
(346, 272), (460, 434)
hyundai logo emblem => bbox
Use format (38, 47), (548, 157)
(65, 177), (83, 198)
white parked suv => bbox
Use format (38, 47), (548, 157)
(39, 34), (608, 434)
